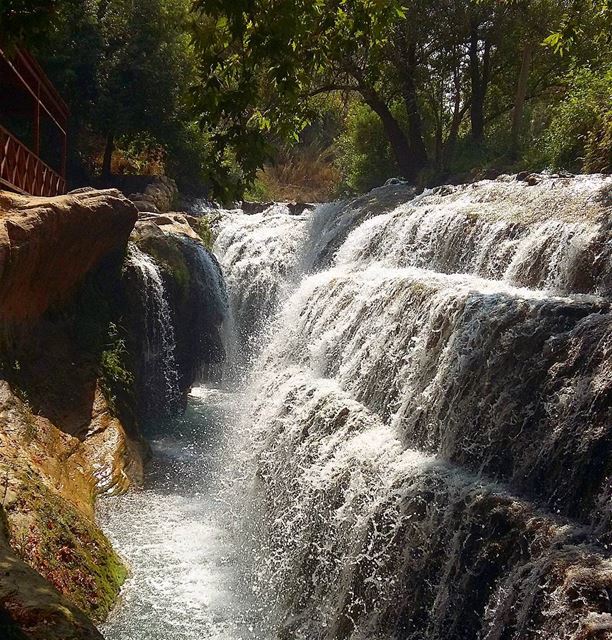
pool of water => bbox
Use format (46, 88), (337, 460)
(98, 387), (268, 640)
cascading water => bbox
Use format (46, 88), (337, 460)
(213, 204), (311, 373)
(102, 175), (611, 640)
(217, 175), (612, 640)
(174, 236), (230, 383)
(127, 245), (181, 417)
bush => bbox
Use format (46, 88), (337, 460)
(245, 148), (341, 202)
(109, 134), (167, 177)
(537, 64), (612, 173)
(334, 101), (400, 193)
(99, 322), (134, 415)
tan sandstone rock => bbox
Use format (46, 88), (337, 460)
(0, 189), (141, 638)
(0, 189), (137, 323)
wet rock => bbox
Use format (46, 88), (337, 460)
(241, 201), (275, 214)
(0, 382), (127, 634)
(124, 218), (227, 422)
(526, 173), (541, 185)
(287, 202), (316, 215)
(241, 201), (317, 216)
(384, 177), (411, 186)
(0, 515), (104, 639)
(516, 171), (542, 185)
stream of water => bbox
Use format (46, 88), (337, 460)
(99, 388), (268, 640)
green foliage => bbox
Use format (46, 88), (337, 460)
(99, 323), (134, 414)
(191, 216), (218, 250)
(71, 261), (137, 420)
(191, 0), (407, 200)
(39, 0), (211, 189)
(0, 0), (59, 48)
(244, 176), (272, 202)
(7, 0), (611, 197)
(543, 0), (611, 56)
(335, 101), (399, 193)
(164, 122), (215, 192)
(192, 0), (611, 196)
(536, 65), (612, 172)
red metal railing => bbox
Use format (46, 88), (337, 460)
(0, 125), (66, 197)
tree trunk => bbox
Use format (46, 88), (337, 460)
(101, 132), (115, 182)
(442, 71), (465, 170)
(362, 89), (422, 181)
(510, 43), (534, 158)
(400, 44), (428, 170)
(434, 121), (443, 171)
(469, 22), (491, 144)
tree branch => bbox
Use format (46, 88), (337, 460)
(305, 83), (359, 98)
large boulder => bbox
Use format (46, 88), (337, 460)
(0, 189), (137, 323)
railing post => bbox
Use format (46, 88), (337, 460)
(0, 125), (65, 197)
(34, 81), (41, 157)
(61, 129), (67, 193)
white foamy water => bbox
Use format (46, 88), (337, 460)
(101, 175), (612, 640)
(99, 388), (270, 640)
(213, 205), (310, 372)
(128, 245), (181, 412)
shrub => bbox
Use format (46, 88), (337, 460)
(537, 64), (612, 173)
(334, 101), (400, 194)
(99, 323), (134, 415)
(246, 148), (341, 202)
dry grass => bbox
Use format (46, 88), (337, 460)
(109, 145), (165, 176)
(253, 148), (341, 202)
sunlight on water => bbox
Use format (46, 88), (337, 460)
(100, 176), (612, 640)
(99, 388), (269, 640)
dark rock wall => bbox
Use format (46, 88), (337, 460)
(125, 216), (227, 425)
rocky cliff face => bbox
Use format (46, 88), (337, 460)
(129, 213), (226, 413)
(0, 188), (224, 638)
(0, 189), (137, 323)
(0, 189), (140, 639)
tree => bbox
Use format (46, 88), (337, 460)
(40, 0), (207, 186)
(191, 0), (424, 198)
(0, 0), (59, 48)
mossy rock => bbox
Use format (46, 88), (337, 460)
(3, 466), (127, 622)
(136, 234), (191, 298)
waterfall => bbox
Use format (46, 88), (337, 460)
(214, 205), (311, 372)
(173, 235), (231, 383)
(127, 245), (181, 417)
(326, 175), (612, 294)
(214, 174), (612, 640)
